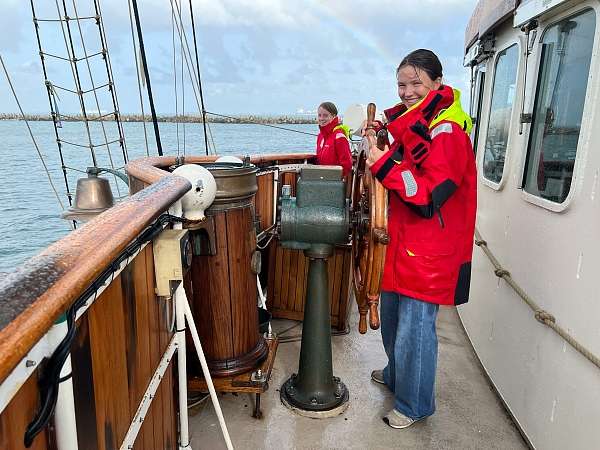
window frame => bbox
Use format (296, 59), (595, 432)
(470, 63), (487, 154)
(479, 41), (521, 191)
(519, 5), (598, 212)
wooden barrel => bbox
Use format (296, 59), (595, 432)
(187, 163), (268, 377)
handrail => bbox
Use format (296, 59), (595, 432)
(0, 152), (313, 384)
(474, 228), (600, 370)
(126, 153), (315, 184)
(0, 175), (190, 383)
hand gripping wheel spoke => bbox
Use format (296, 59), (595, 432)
(350, 103), (389, 334)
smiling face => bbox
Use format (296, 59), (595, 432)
(397, 65), (442, 108)
(317, 106), (335, 127)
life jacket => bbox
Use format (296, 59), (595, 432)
(333, 123), (351, 138)
(383, 87), (472, 142)
(316, 116), (353, 176)
(430, 89), (472, 133)
(370, 85), (477, 306)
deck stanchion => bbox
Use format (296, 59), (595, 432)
(49, 320), (79, 450)
(182, 291), (234, 450)
(175, 284), (191, 449)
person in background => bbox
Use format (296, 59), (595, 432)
(316, 102), (352, 177)
(366, 49), (477, 429)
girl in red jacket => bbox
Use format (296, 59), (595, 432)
(316, 102), (352, 177)
(366, 49), (477, 429)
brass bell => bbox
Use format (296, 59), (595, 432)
(61, 169), (115, 222)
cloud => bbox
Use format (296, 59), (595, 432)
(0, 0), (480, 114)
(17, 60), (42, 75)
(0, 0), (29, 52)
(100, 0), (319, 32)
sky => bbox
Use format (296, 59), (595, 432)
(0, 0), (478, 116)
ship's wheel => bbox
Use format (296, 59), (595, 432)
(351, 104), (389, 334)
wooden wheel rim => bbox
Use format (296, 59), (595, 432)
(351, 140), (388, 334)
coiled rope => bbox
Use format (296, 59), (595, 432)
(474, 228), (600, 370)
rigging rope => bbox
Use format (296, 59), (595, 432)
(188, 0), (210, 156)
(171, 7), (180, 156)
(207, 121), (217, 154)
(70, 0), (122, 196)
(130, 0), (164, 156)
(169, 0), (216, 153)
(30, 0), (75, 216)
(474, 228), (600, 370)
(0, 54), (69, 223)
(30, 0), (129, 218)
(126, 0), (149, 157)
(53, 0), (98, 167)
(172, 0), (317, 149)
(204, 111), (318, 137)
(92, 0), (129, 162)
(168, 3), (204, 112)
(179, 0), (186, 156)
(169, 0), (200, 90)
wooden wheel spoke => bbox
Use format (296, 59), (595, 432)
(350, 125), (388, 334)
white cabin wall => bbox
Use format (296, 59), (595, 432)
(459, 3), (600, 449)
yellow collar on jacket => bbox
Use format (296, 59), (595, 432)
(398, 87), (472, 134)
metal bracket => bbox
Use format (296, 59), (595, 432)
(251, 369), (267, 383)
(190, 216), (217, 256)
(520, 113), (533, 124)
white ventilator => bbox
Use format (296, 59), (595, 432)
(172, 164), (217, 220)
(342, 104), (385, 136)
(343, 104), (367, 136)
(215, 155), (244, 164)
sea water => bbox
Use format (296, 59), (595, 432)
(0, 119), (317, 272)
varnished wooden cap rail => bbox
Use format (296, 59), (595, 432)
(0, 175), (190, 384)
(0, 152), (313, 383)
(126, 153), (315, 184)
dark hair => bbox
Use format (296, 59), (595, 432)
(397, 49), (443, 81)
(319, 101), (338, 116)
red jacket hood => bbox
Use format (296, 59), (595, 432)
(369, 83), (477, 306)
(387, 85), (455, 141)
(318, 116), (340, 136)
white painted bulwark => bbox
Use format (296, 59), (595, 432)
(461, 2), (600, 449)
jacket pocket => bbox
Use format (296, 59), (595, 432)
(404, 241), (455, 257)
(397, 241), (457, 294)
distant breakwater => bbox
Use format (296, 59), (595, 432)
(0, 113), (317, 125)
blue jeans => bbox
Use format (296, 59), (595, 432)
(381, 291), (439, 419)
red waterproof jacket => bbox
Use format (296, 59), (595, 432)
(316, 117), (352, 176)
(370, 85), (476, 306)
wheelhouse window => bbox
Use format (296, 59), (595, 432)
(470, 67), (486, 154)
(482, 44), (519, 183)
(523, 9), (596, 203)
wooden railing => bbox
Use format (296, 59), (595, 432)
(0, 152), (314, 449)
(127, 153), (357, 330)
(0, 169), (191, 449)
(0, 152), (313, 372)
(0, 153), (315, 381)
(0, 176), (190, 384)
(126, 153), (315, 185)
